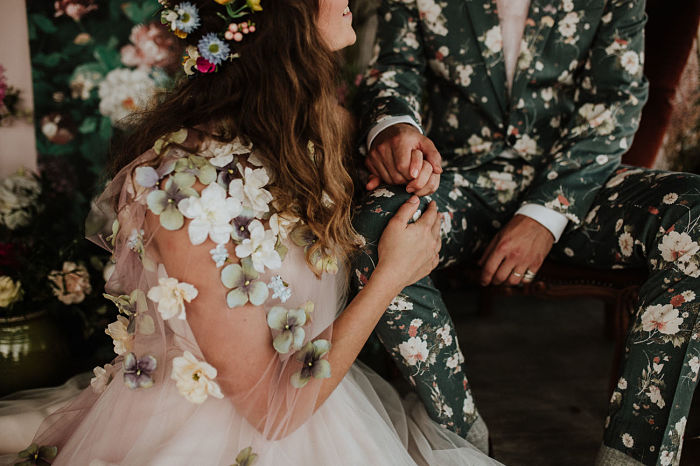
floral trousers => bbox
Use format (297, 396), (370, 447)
(351, 159), (700, 465)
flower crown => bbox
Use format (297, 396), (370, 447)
(159, 0), (262, 76)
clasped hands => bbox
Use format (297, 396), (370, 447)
(369, 123), (555, 287)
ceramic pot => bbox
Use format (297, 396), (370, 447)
(0, 311), (72, 397)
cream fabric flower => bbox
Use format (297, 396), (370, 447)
(171, 351), (224, 404)
(228, 165), (273, 218)
(235, 220), (281, 273)
(105, 315), (133, 355)
(147, 265), (198, 320)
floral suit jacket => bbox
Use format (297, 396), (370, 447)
(358, 0), (649, 226)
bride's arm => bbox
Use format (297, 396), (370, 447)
(147, 195), (440, 437)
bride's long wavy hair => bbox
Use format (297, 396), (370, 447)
(112, 0), (359, 267)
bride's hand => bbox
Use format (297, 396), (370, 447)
(374, 196), (442, 294)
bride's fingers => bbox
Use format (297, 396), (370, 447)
(390, 195), (420, 227)
(414, 200), (438, 228)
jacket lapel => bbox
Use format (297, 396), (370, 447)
(464, 0), (508, 116)
(508, 0), (558, 106)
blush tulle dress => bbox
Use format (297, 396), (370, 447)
(0, 130), (500, 466)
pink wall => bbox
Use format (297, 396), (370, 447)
(0, 0), (37, 177)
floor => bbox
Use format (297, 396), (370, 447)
(446, 289), (613, 465)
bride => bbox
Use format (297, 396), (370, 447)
(2, 0), (499, 464)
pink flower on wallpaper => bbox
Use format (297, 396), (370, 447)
(120, 23), (179, 72)
(0, 65), (7, 104)
(54, 0), (98, 21)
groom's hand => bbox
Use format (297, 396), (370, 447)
(366, 124), (443, 196)
(478, 215), (554, 286)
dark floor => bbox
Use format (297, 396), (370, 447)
(447, 290), (613, 465)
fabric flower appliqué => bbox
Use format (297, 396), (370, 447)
(178, 182), (242, 245)
(268, 275), (291, 302)
(123, 352), (157, 389)
(267, 306), (307, 354)
(221, 259), (269, 307)
(232, 446), (258, 466)
(228, 165), (273, 219)
(15, 443), (58, 466)
(171, 351), (224, 404)
(147, 265), (198, 320)
(146, 172), (198, 230)
(290, 339), (331, 388)
(235, 220), (281, 273)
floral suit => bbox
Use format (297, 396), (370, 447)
(354, 0), (700, 464)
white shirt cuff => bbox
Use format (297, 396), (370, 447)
(366, 116), (422, 151)
(515, 204), (569, 242)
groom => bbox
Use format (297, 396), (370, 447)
(353, 0), (700, 464)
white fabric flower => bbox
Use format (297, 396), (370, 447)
(641, 304), (683, 335)
(147, 266), (198, 320)
(178, 182), (242, 245)
(397, 337), (429, 366)
(269, 212), (298, 241)
(234, 220), (281, 273)
(171, 351), (224, 404)
(98, 68), (156, 126)
(228, 165), (273, 218)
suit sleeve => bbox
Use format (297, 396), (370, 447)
(355, 0), (428, 147)
(521, 0), (649, 226)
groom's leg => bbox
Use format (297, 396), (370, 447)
(350, 166), (517, 452)
(550, 167), (700, 465)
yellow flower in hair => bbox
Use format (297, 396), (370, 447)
(246, 0), (262, 11)
(214, 0), (234, 4)
(174, 28), (188, 39)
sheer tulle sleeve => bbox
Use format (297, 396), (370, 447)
(31, 130), (346, 462)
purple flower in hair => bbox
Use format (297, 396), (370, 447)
(123, 352), (157, 389)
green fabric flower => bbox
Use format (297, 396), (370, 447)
(290, 339), (331, 388)
(267, 306), (306, 354)
(231, 446), (258, 466)
(103, 289), (154, 335)
(174, 154), (217, 185)
(220, 258), (269, 307)
(15, 443), (57, 466)
(146, 172), (198, 230)
(153, 128), (188, 155)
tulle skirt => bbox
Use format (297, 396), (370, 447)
(0, 362), (499, 466)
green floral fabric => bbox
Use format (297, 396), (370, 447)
(355, 0), (700, 464)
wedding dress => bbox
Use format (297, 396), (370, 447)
(0, 129), (499, 466)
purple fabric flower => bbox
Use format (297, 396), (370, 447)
(231, 215), (254, 242)
(123, 352), (157, 389)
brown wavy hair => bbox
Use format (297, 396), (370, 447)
(112, 0), (359, 268)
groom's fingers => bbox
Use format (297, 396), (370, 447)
(406, 160), (432, 193)
(418, 137), (443, 174)
(408, 149), (423, 179)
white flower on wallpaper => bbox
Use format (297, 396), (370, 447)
(98, 68), (156, 126)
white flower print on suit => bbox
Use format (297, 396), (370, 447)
(658, 231), (700, 277)
(398, 336), (430, 366)
(171, 351), (224, 404)
(641, 304), (683, 335)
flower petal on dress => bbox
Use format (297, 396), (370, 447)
(160, 205), (184, 230)
(273, 330), (294, 354)
(311, 358), (331, 379)
(226, 288), (248, 308)
(187, 218), (210, 245)
(146, 190), (168, 214)
(134, 166), (159, 188)
(266, 306), (287, 330)
(249, 280), (269, 306)
(221, 264), (243, 288)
